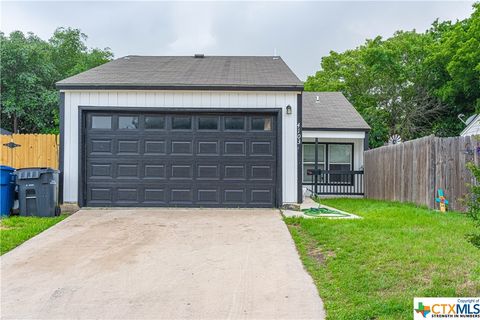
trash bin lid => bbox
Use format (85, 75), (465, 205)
(0, 165), (15, 172)
(14, 167), (59, 180)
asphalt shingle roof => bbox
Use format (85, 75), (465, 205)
(56, 55), (303, 89)
(302, 92), (370, 130)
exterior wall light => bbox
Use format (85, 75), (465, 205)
(286, 105), (292, 115)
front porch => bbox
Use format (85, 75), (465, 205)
(301, 133), (366, 197)
(300, 92), (371, 199)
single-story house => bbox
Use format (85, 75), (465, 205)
(57, 55), (369, 208)
(461, 114), (480, 137)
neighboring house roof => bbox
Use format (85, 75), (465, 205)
(0, 128), (12, 135)
(56, 55), (303, 91)
(302, 92), (370, 131)
(461, 114), (480, 136)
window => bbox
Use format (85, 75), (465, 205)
(91, 116), (111, 129)
(172, 116), (192, 130)
(145, 116), (165, 129)
(302, 143), (353, 184)
(225, 117), (244, 130)
(251, 117), (272, 131)
(118, 116), (139, 129)
(198, 117), (218, 130)
(328, 144), (352, 183)
(302, 144), (325, 183)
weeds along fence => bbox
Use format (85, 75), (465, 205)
(0, 134), (59, 169)
(364, 135), (480, 212)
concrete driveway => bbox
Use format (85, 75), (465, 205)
(1, 208), (325, 319)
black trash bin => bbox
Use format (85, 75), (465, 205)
(15, 168), (61, 217)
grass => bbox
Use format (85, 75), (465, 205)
(285, 198), (480, 320)
(0, 215), (67, 255)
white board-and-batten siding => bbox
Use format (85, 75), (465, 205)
(62, 90), (300, 205)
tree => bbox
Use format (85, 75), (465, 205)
(0, 28), (113, 133)
(305, 4), (480, 147)
(0, 31), (56, 133)
(426, 4), (480, 136)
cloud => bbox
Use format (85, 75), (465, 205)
(166, 2), (217, 54)
(1, 1), (475, 80)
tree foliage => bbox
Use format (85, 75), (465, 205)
(0, 28), (113, 133)
(305, 4), (480, 148)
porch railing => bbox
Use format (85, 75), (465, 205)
(304, 170), (364, 196)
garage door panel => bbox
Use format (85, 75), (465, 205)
(251, 141), (274, 156)
(197, 164), (220, 180)
(197, 188), (220, 204)
(197, 141), (219, 155)
(144, 188), (166, 204)
(170, 188), (193, 204)
(144, 140), (166, 155)
(117, 164), (140, 178)
(171, 140), (193, 155)
(88, 187), (113, 204)
(89, 139), (114, 155)
(250, 165), (273, 180)
(117, 188), (139, 203)
(224, 188), (246, 204)
(250, 188), (274, 204)
(117, 139), (140, 155)
(84, 111), (278, 207)
(224, 141), (246, 156)
(89, 166), (113, 182)
(144, 164), (166, 179)
(224, 165), (246, 180)
(171, 164), (193, 179)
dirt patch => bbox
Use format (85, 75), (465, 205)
(0, 224), (13, 230)
(289, 224), (329, 265)
(308, 247), (326, 265)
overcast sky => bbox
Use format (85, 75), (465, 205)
(1, 1), (475, 80)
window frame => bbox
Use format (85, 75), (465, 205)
(302, 142), (354, 185)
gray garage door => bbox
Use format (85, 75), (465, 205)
(83, 111), (279, 207)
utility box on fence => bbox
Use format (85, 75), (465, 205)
(15, 168), (61, 217)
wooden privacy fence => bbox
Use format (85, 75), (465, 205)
(0, 134), (59, 169)
(364, 135), (480, 212)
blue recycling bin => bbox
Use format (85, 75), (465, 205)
(0, 165), (16, 217)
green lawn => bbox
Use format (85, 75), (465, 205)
(285, 198), (480, 320)
(0, 215), (67, 255)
